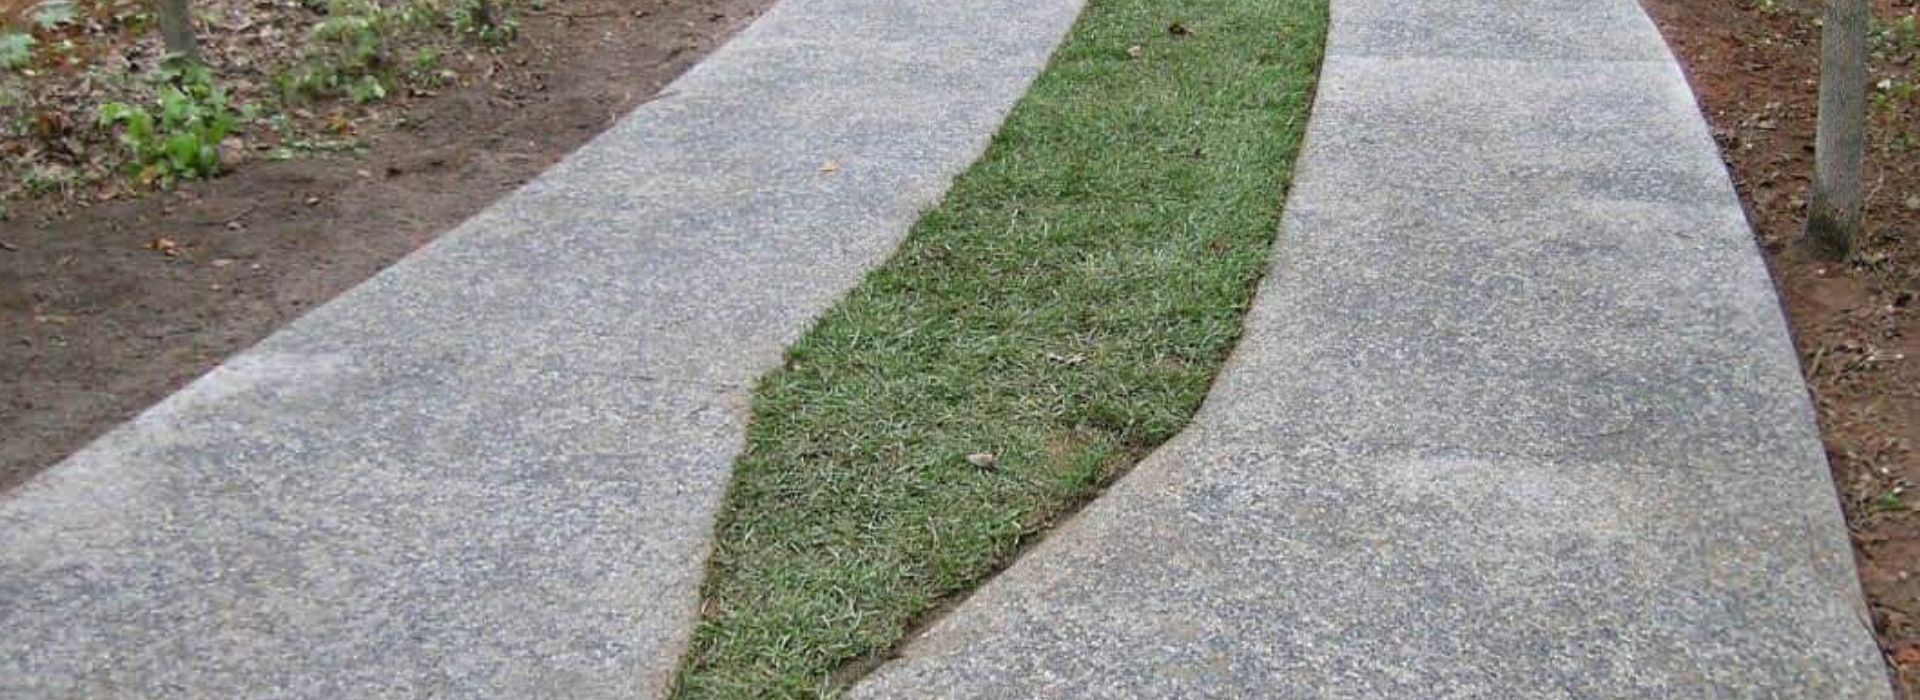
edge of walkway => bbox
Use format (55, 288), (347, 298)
(850, 0), (1894, 696)
(0, 0), (1082, 696)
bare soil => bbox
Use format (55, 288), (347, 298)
(0, 0), (770, 489)
(1642, 0), (1920, 693)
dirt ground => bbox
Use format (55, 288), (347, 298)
(0, 0), (770, 489)
(1642, 0), (1920, 693)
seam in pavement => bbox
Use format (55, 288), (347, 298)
(848, 0), (1895, 696)
(0, 0), (1082, 697)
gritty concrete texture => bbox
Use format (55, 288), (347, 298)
(0, 0), (1081, 696)
(851, 0), (1894, 697)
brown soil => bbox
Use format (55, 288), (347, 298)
(0, 0), (771, 490)
(1642, 0), (1920, 693)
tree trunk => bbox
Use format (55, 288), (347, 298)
(1804, 0), (1868, 260)
(157, 0), (199, 63)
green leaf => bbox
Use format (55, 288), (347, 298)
(197, 143), (220, 174)
(158, 87), (191, 125)
(349, 75), (387, 103)
(167, 132), (199, 169)
(97, 102), (137, 125)
(29, 0), (77, 29)
(0, 31), (36, 70)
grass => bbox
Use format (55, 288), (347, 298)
(671, 0), (1326, 695)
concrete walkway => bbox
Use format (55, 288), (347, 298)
(0, 0), (1078, 696)
(853, 0), (1892, 696)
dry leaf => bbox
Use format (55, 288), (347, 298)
(965, 452), (997, 471)
(819, 160), (840, 173)
(146, 237), (181, 257)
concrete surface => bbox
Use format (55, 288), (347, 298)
(0, 0), (1081, 696)
(850, 0), (1894, 696)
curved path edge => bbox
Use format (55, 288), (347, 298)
(0, 0), (1082, 696)
(852, 0), (1894, 696)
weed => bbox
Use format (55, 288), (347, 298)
(410, 45), (439, 71)
(1869, 15), (1920, 115)
(1875, 75), (1918, 112)
(20, 164), (72, 196)
(0, 31), (34, 71)
(451, 0), (516, 45)
(346, 74), (387, 102)
(1876, 488), (1908, 512)
(407, 46), (454, 86)
(96, 61), (241, 184)
(29, 0), (77, 30)
(276, 0), (510, 104)
(1871, 13), (1920, 59)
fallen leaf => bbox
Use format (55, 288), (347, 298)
(1904, 194), (1919, 211)
(966, 452), (998, 471)
(1127, 44), (1145, 59)
(210, 258), (236, 268)
(1046, 352), (1087, 366)
(819, 160), (840, 173)
(1895, 646), (1920, 666)
(146, 237), (181, 257)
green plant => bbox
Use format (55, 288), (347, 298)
(97, 63), (241, 184)
(1874, 74), (1918, 112)
(1876, 488), (1908, 512)
(0, 31), (35, 70)
(1871, 14), (1919, 58)
(274, 0), (396, 102)
(29, 0), (77, 29)
(405, 46), (453, 86)
(346, 73), (387, 102)
(410, 46), (439, 71)
(452, 0), (516, 45)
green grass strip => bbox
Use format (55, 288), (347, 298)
(672, 0), (1326, 695)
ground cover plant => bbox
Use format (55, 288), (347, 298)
(671, 0), (1327, 695)
(0, 0), (519, 209)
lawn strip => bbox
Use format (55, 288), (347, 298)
(672, 0), (1326, 695)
